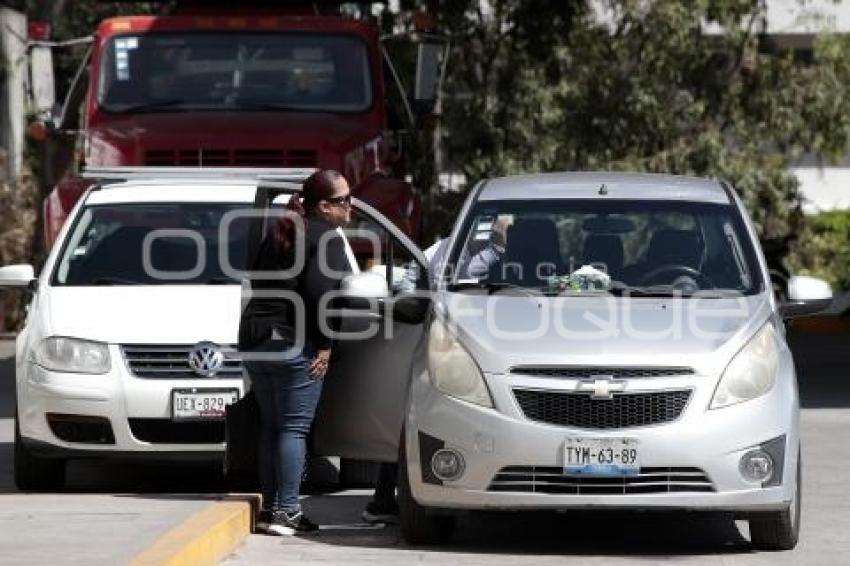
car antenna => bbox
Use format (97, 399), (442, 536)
(598, 183), (609, 196)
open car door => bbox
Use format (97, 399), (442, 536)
(247, 183), (427, 464)
(312, 198), (427, 463)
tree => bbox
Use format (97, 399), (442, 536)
(426, 0), (850, 274)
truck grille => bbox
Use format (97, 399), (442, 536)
(513, 388), (691, 429)
(488, 466), (714, 494)
(144, 148), (317, 167)
(121, 344), (242, 379)
(510, 366), (694, 379)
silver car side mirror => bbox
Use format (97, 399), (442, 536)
(780, 275), (833, 319)
(341, 272), (389, 301)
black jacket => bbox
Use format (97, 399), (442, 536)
(238, 217), (351, 352)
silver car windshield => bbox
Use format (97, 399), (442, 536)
(98, 32), (373, 113)
(447, 199), (762, 296)
(51, 203), (253, 286)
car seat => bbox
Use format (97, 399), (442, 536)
(582, 234), (624, 280)
(490, 218), (561, 286)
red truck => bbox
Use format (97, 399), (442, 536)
(30, 1), (446, 247)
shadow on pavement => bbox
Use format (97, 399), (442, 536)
(789, 332), (850, 408)
(0, 349), (16, 420)
(62, 460), (229, 494)
(0, 442), (13, 491)
(296, 493), (751, 556)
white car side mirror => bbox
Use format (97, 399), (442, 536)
(341, 271), (389, 299)
(0, 264), (35, 288)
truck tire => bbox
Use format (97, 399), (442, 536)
(749, 452), (801, 551)
(398, 434), (455, 545)
(339, 458), (378, 488)
(14, 417), (66, 492)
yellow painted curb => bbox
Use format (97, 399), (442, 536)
(131, 495), (260, 566)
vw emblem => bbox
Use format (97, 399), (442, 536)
(188, 342), (225, 377)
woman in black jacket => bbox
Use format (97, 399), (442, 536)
(239, 170), (352, 535)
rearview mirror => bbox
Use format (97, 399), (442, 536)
(29, 45), (56, 117)
(413, 40), (447, 112)
(779, 275), (833, 319)
(582, 215), (636, 234)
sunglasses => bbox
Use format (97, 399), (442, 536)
(323, 193), (352, 206)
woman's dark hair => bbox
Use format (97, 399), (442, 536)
(272, 169), (344, 252)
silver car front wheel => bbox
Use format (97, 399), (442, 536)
(749, 449), (801, 551)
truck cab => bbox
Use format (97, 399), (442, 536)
(35, 2), (444, 247)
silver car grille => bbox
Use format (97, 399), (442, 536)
(121, 344), (242, 379)
(513, 388), (692, 429)
(488, 466), (715, 494)
(510, 366), (694, 379)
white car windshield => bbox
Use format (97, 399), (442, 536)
(447, 199), (762, 296)
(51, 203), (253, 286)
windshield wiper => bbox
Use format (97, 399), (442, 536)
(204, 277), (238, 285)
(229, 101), (303, 112)
(91, 277), (140, 285)
(447, 281), (542, 296)
(109, 99), (188, 113)
(608, 286), (703, 298)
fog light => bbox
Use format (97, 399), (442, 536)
(740, 449), (774, 483)
(431, 448), (465, 481)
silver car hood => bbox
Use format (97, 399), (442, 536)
(434, 292), (773, 375)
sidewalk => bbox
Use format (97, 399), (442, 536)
(0, 341), (257, 565)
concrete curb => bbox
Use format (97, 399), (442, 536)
(131, 494), (260, 566)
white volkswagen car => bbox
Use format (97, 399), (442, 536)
(0, 168), (421, 492)
(310, 172), (834, 551)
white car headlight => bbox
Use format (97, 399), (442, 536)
(34, 337), (111, 374)
(427, 318), (493, 407)
(710, 324), (779, 409)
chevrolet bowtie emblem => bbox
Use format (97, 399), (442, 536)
(576, 376), (626, 400)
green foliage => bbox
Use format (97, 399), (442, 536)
(425, 0), (850, 270)
(0, 171), (38, 331)
(787, 210), (850, 291)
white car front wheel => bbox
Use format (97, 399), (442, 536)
(14, 416), (66, 492)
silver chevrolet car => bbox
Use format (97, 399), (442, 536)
(305, 173), (833, 550)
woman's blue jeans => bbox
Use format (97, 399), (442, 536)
(245, 340), (321, 514)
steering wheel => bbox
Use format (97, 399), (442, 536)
(637, 264), (715, 289)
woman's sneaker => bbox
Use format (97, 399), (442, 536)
(264, 510), (320, 536)
(361, 500), (399, 524)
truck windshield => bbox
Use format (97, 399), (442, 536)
(52, 203), (254, 286)
(447, 199), (763, 296)
(98, 32), (373, 113)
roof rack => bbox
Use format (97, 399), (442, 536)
(81, 166), (315, 184)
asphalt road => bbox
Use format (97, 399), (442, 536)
(0, 332), (848, 565)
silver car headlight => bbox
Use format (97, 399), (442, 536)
(34, 336), (111, 374)
(427, 318), (493, 408)
(710, 324), (779, 410)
